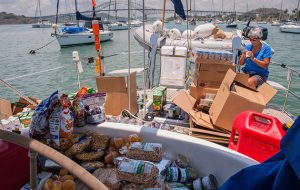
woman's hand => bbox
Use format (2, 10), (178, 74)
(248, 51), (254, 60)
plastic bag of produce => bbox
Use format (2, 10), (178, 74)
(126, 142), (163, 162)
(29, 91), (59, 139)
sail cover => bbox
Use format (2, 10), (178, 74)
(76, 11), (102, 21)
(220, 116), (300, 190)
(170, 0), (186, 20)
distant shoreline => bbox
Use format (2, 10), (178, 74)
(0, 12), (35, 25)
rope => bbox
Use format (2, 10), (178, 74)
(29, 38), (57, 54)
(121, 109), (154, 123)
(0, 79), (37, 106)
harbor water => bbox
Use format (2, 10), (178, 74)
(0, 22), (299, 115)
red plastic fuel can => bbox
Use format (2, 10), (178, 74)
(228, 111), (286, 163)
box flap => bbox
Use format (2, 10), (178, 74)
(100, 72), (138, 116)
(172, 90), (196, 113)
(258, 83), (278, 103)
(233, 73), (256, 90)
(233, 85), (265, 105)
(190, 110), (215, 130)
(219, 69), (236, 89)
(96, 76), (127, 93)
(0, 98), (12, 119)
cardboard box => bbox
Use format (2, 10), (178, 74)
(209, 69), (278, 131)
(0, 98), (13, 119)
(0, 97), (39, 120)
(173, 90), (224, 132)
(189, 82), (218, 99)
(193, 62), (235, 88)
(96, 72), (138, 116)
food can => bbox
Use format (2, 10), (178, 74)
(168, 108), (176, 118)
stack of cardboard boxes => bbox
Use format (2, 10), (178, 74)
(174, 49), (277, 145)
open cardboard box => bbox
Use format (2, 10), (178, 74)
(189, 82), (218, 100)
(173, 89), (225, 133)
(0, 97), (40, 120)
(193, 60), (235, 88)
(209, 69), (278, 131)
(96, 72), (138, 116)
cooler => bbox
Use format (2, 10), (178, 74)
(0, 140), (30, 190)
(228, 111), (286, 163)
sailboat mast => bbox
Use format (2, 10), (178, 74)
(74, 0), (79, 26)
(279, 0), (284, 21)
(297, 0), (300, 23)
(38, 0), (42, 21)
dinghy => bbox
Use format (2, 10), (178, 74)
(134, 21), (244, 51)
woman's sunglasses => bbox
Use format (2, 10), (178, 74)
(249, 37), (259, 41)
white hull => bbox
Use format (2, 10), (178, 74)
(56, 30), (113, 47)
(108, 23), (129, 31)
(280, 25), (300, 34)
(74, 122), (257, 185)
(134, 24), (241, 51)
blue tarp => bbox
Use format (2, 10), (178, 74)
(61, 26), (88, 34)
(220, 115), (300, 190)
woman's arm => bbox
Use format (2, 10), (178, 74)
(252, 57), (270, 68)
(239, 51), (247, 65)
(248, 51), (270, 68)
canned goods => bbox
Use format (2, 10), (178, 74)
(168, 108), (176, 118)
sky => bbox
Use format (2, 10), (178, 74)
(0, 0), (299, 17)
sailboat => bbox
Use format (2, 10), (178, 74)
(32, 0), (52, 28)
(226, 0), (238, 28)
(54, 0), (113, 47)
(107, 0), (129, 30)
(280, 0), (300, 33)
(272, 0), (284, 26)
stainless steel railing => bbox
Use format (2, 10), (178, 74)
(271, 61), (300, 113)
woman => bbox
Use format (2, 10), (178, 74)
(239, 27), (272, 89)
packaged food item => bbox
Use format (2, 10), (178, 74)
(20, 171), (52, 190)
(81, 93), (105, 124)
(122, 183), (164, 190)
(49, 94), (74, 146)
(52, 180), (63, 190)
(59, 168), (69, 177)
(117, 158), (159, 185)
(110, 137), (126, 149)
(75, 150), (104, 161)
(175, 154), (189, 168)
(88, 131), (110, 150)
(62, 180), (76, 190)
(126, 142), (163, 162)
(30, 91), (60, 139)
(81, 161), (104, 172)
(72, 98), (86, 128)
(166, 182), (189, 190)
(200, 174), (218, 190)
(59, 175), (74, 182)
(49, 134), (82, 151)
(65, 136), (91, 157)
(93, 168), (121, 190)
(104, 151), (120, 164)
(18, 111), (34, 128)
(166, 167), (197, 183)
(152, 87), (166, 116)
